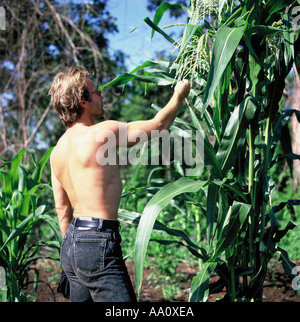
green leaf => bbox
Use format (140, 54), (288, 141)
(0, 213), (35, 252)
(270, 109), (300, 166)
(267, 199), (300, 223)
(41, 214), (62, 245)
(202, 25), (244, 111)
(189, 262), (217, 302)
(127, 60), (160, 74)
(282, 12), (295, 68)
(18, 194), (35, 220)
(277, 246), (300, 295)
(178, 24), (200, 58)
(206, 184), (219, 244)
(144, 17), (177, 46)
(5, 150), (27, 194)
(209, 202), (251, 262)
(100, 68), (173, 90)
(251, 25), (284, 36)
(118, 208), (208, 260)
(31, 147), (53, 184)
(134, 177), (206, 297)
(264, 0), (292, 23)
(151, 2), (190, 39)
(216, 96), (257, 173)
(274, 221), (297, 243)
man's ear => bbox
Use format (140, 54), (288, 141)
(80, 100), (88, 109)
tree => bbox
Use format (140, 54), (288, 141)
(0, 0), (125, 158)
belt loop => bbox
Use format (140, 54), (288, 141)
(71, 217), (76, 238)
(97, 219), (103, 231)
(72, 217), (77, 227)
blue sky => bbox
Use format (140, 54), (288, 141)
(106, 0), (183, 71)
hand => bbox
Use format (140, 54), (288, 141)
(174, 79), (190, 100)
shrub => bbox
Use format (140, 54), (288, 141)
(0, 148), (61, 302)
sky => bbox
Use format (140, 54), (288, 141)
(106, 0), (183, 71)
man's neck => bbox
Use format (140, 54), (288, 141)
(69, 114), (95, 128)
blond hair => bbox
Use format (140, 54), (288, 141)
(49, 66), (91, 127)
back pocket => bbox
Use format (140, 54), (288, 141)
(74, 237), (107, 275)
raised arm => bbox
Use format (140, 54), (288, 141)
(94, 80), (190, 148)
(125, 79), (190, 146)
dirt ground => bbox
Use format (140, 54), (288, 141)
(25, 258), (300, 302)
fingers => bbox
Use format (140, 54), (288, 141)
(176, 79), (189, 86)
(175, 79), (191, 99)
(175, 79), (190, 89)
(178, 79), (190, 88)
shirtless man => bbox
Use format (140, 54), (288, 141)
(49, 66), (190, 302)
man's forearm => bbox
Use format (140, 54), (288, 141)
(153, 80), (190, 131)
(122, 80), (190, 147)
(154, 92), (184, 131)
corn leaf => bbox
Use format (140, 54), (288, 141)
(264, 0), (293, 22)
(277, 246), (300, 295)
(202, 25), (244, 111)
(144, 16), (177, 46)
(189, 262), (217, 302)
(209, 202), (251, 262)
(31, 147), (53, 184)
(134, 177), (206, 297)
(178, 24), (200, 58)
(100, 70), (172, 89)
(216, 96), (257, 173)
(151, 2), (190, 39)
(119, 208), (208, 259)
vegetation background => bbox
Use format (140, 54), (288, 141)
(0, 0), (299, 302)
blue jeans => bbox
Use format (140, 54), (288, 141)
(60, 218), (137, 302)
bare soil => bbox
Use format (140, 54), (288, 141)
(26, 258), (300, 302)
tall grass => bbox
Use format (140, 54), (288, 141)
(0, 149), (61, 301)
(102, 0), (300, 301)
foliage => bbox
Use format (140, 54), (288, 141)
(147, 0), (189, 18)
(0, 148), (60, 302)
(0, 0), (126, 158)
(104, 0), (300, 302)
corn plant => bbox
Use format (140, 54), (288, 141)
(0, 148), (61, 302)
(102, 0), (300, 301)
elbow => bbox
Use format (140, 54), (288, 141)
(153, 115), (170, 132)
(55, 204), (71, 216)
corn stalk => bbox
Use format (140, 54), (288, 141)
(103, 0), (300, 302)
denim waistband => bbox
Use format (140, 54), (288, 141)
(71, 217), (119, 231)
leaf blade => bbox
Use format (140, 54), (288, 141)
(134, 177), (206, 297)
(203, 25), (244, 111)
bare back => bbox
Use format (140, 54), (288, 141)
(51, 124), (122, 220)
